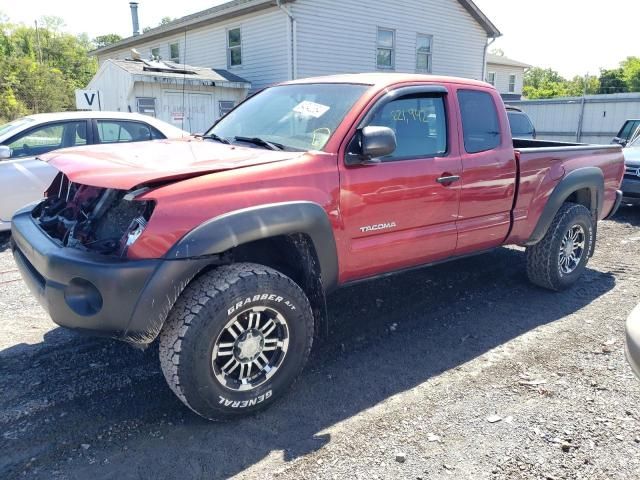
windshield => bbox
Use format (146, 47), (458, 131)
(0, 118), (35, 138)
(628, 134), (640, 148)
(207, 83), (369, 151)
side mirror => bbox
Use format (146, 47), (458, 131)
(346, 126), (396, 165)
(0, 145), (11, 160)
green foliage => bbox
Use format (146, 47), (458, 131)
(93, 33), (122, 49)
(524, 57), (640, 99)
(0, 15), (97, 120)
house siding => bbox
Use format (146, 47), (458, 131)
(291, 0), (488, 80)
(486, 63), (525, 96)
(96, 7), (290, 91)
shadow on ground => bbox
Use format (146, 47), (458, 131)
(0, 247), (615, 479)
(610, 204), (640, 226)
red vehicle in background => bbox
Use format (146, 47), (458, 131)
(11, 73), (624, 420)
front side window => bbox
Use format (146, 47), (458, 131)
(227, 28), (242, 67)
(376, 27), (395, 70)
(458, 90), (501, 153)
(97, 120), (157, 143)
(7, 121), (87, 158)
(416, 34), (433, 73)
(169, 42), (179, 63)
(366, 94), (447, 161)
(508, 74), (516, 93)
(486, 71), (496, 86)
(207, 83), (369, 151)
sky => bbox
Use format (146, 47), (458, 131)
(1, 0), (638, 79)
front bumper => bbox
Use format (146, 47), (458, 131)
(11, 208), (214, 345)
(625, 304), (640, 380)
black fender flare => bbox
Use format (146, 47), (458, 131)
(526, 167), (604, 246)
(166, 201), (339, 292)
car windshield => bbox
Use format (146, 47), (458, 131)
(0, 118), (35, 138)
(206, 83), (369, 151)
(628, 132), (640, 148)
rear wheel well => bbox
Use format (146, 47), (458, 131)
(230, 234), (328, 337)
(565, 188), (593, 213)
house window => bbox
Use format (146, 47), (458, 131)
(219, 100), (235, 117)
(416, 34), (433, 73)
(227, 28), (242, 67)
(486, 71), (496, 86)
(151, 47), (160, 60)
(376, 27), (395, 70)
(169, 42), (180, 63)
(136, 97), (157, 117)
(508, 74), (516, 93)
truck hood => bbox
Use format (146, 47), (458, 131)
(624, 146), (640, 167)
(40, 139), (305, 190)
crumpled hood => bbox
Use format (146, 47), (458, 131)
(40, 138), (304, 190)
(624, 146), (640, 167)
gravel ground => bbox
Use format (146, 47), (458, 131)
(0, 207), (639, 480)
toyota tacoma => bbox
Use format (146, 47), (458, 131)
(11, 73), (624, 420)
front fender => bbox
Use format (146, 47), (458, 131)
(166, 201), (339, 292)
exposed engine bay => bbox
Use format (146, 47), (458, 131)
(31, 173), (154, 256)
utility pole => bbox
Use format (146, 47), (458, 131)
(576, 73), (589, 143)
(34, 20), (43, 64)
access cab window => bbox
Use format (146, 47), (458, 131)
(96, 120), (163, 144)
(360, 93), (447, 161)
(457, 90), (501, 153)
(6, 121), (87, 159)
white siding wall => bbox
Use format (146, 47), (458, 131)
(87, 62), (134, 111)
(291, 0), (488, 80)
(486, 63), (525, 95)
(97, 7), (290, 91)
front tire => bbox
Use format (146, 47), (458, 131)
(526, 202), (594, 291)
(159, 263), (314, 421)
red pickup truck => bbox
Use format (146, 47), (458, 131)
(11, 74), (624, 420)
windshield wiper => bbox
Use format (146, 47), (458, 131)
(201, 133), (231, 144)
(234, 136), (284, 151)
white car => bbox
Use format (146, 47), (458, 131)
(0, 111), (188, 232)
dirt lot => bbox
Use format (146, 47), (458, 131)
(1, 207), (639, 480)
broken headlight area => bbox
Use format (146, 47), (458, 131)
(32, 173), (155, 256)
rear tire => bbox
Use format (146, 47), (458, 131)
(526, 202), (594, 291)
(159, 263), (314, 421)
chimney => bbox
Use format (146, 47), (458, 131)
(129, 2), (140, 36)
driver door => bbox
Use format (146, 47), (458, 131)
(0, 120), (89, 223)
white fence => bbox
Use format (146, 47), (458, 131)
(509, 92), (640, 144)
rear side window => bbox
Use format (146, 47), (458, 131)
(508, 111), (534, 137)
(97, 120), (155, 143)
(458, 90), (501, 153)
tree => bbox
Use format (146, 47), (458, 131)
(93, 33), (122, 49)
(598, 68), (627, 94)
(621, 57), (640, 92)
(523, 67), (571, 99)
(0, 14), (97, 121)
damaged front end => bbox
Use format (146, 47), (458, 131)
(31, 173), (155, 257)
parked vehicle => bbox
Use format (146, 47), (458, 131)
(621, 135), (640, 204)
(626, 303), (640, 380)
(506, 105), (536, 139)
(612, 119), (640, 146)
(11, 73), (624, 420)
(0, 112), (188, 231)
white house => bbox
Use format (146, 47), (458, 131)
(93, 0), (501, 92)
(86, 58), (250, 133)
(485, 53), (531, 101)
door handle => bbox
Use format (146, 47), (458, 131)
(436, 175), (460, 185)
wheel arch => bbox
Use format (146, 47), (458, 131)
(526, 167), (604, 246)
